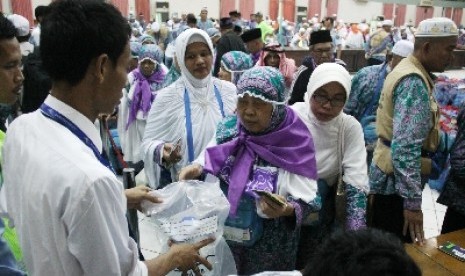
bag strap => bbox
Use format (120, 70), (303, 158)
(337, 115), (345, 194)
(102, 116), (128, 169)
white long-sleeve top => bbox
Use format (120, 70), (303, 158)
(117, 65), (168, 163)
(292, 102), (369, 192)
(141, 78), (237, 188)
(1, 95), (147, 276)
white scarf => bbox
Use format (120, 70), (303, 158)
(175, 29), (214, 90)
(292, 63), (369, 191)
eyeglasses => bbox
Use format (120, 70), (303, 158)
(312, 94), (346, 107)
(311, 48), (333, 56)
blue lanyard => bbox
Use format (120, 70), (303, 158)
(184, 85), (224, 162)
(40, 103), (114, 174)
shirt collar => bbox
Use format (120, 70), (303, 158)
(44, 95), (103, 153)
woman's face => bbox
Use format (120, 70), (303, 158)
(310, 82), (346, 122)
(218, 65), (232, 82)
(264, 52), (280, 68)
(140, 59), (156, 76)
(184, 42), (213, 79)
(128, 57), (139, 72)
(237, 94), (273, 133)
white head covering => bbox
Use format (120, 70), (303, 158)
(175, 28), (214, 89)
(415, 17), (458, 37)
(151, 21), (160, 32)
(305, 63), (351, 105)
(7, 14), (30, 37)
(382, 20), (393, 27)
(291, 63), (368, 190)
(391, 40), (414, 58)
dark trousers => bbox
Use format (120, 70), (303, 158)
(369, 194), (413, 243)
(441, 207), (465, 234)
(296, 180), (339, 270)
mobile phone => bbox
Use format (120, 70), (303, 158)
(168, 137), (182, 155)
(254, 190), (286, 207)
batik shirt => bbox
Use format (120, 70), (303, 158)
(369, 75), (432, 210)
(437, 103), (465, 216)
(344, 64), (387, 121)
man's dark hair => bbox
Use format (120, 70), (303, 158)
(324, 17), (334, 25)
(0, 12), (17, 41)
(303, 229), (421, 276)
(41, 0), (130, 86)
(186, 13), (197, 25)
(35, 6), (50, 20)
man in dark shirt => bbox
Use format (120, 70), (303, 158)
(288, 30), (345, 105)
(241, 28), (263, 64)
(213, 17), (247, 77)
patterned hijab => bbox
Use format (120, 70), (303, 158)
(220, 51), (254, 85)
(138, 44), (163, 64)
(222, 66), (287, 140)
(139, 34), (156, 45)
(130, 41), (142, 58)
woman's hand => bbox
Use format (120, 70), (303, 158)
(178, 164), (203, 181)
(258, 194), (294, 218)
(162, 142), (182, 164)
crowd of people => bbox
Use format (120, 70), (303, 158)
(0, 0), (464, 275)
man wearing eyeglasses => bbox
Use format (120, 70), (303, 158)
(288, 30), (346, 105)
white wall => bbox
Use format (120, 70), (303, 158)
(337, 0), (383, 23)
(1, 0), (11, 14)
(160, 0), (219, 19)
(405, 4), (417, 25)
(433, 6), (444, 18)
(254, 1), (269, 19)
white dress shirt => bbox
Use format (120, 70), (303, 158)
(1, 95), (147, 275)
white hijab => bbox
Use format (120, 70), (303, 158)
(141, 29), (237, 188)
(175, 28), (214, 89)
(292, 63), (368, 191)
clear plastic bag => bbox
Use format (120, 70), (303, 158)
(141, 180), (236, 276)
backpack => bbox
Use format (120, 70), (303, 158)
(21, 47), (52, 114)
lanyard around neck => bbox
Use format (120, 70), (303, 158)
(40, 103), (114, 174)
(184, 85), (225, 162)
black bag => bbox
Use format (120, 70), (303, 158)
(21, 47), (52, 114)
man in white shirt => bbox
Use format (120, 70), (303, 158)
(1, 1), (213, 275)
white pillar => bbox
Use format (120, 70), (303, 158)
(278, 0), (283, 21)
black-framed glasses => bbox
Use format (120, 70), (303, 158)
(311, 47), (333, 56)
(312, 94), (346, 107)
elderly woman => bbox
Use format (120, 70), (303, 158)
(218, 51), (254, 85)
(138, 34), (156, 45)
(291, 63), (369, 269)
(117, 44), (168, 171)
(256, 43), (296, 91)
(141, 29), (237, 188)
(179, 67), (320, 274)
